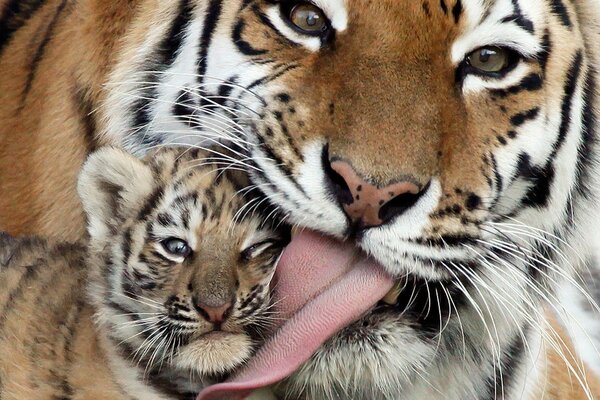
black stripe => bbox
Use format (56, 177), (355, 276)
(510, 107), (539, 127)
(157, 212), (176, 227)
(55, 298), (85, 400)
(480, 333), (526, 400)
(172, 88), (197, 125)
(72, 84), (100, 153)
(247, 63), (299, 91)
(0, 232), (18, 266)
(439, 0), (448, 14)
(131, 0), (195, 136)
(451, 0), (462, 24)
(150, 249), (175, 264)
(0, 0), (47, 54)
(517, 53), (582, 208)
(197, 0), (223, 81)
(147, 371), (195, 400)
(490, 73), (543, 98)
(121, 227), (132, 266)
(137, 186), (164, 221)
(232, 17), (268, 56)
(247, 157), (305, 212)
(549, 0), (572, 28)
(0, 264), (40, 325)
(501, 0), (534, 34)
(538, 29), (551, 75)
(163, 0), (194, 66)
(259, 136), (307, 196)
(511, 154), (554, 210)
(19, 0), (69, 108)
(107, 300), (140, 322)
(490, 154), (503, 204)
(575, 67), (597, 200)
(550, 51), (583, 158)
(198, 75), (239, 111)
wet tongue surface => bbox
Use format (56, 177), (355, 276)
(197, 230), (395, 400)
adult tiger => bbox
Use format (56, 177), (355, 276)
(1, 0), (600, 399)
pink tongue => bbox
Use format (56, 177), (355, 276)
(197, 230), (395, 400)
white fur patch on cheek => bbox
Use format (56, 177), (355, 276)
(250, 140), (348, 237)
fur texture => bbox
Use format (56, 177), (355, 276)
(1, 0), (600, 399)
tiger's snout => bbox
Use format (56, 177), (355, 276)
(325, 159), (430, 229)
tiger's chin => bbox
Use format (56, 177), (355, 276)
(274, 308), (435, 400)
(175, 332), (253, 376)
(271, 267), (469, 400)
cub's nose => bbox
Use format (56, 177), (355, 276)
(326, 160), (429, 228)
(194, 299), (233, 324)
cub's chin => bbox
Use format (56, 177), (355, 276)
(175, 332), (253, 375)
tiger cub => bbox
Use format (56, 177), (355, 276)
(0, 147), (289, 400)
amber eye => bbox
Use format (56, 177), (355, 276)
(288, 3), (328, 34)
(466, 46), (517, 74)
(161, 238), (192, 258)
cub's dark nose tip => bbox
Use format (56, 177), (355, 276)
(324, 159), (429, 228)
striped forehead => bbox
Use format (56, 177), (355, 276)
(149, 181), (219, 249)
(458, 0), (552, 32)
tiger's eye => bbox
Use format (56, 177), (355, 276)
(289, 3), (328, 33)
(467, 47), (511, 73)
(161, 238), (192, 258)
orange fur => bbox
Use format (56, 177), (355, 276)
(0, 1), (599, 397)
(0, 0), (138, 240)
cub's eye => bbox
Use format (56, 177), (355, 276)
(241, 240), (280, 262)
(286, 3), (329, 34)
(465, 46), (519, 75)
(161, 238), (192, 258)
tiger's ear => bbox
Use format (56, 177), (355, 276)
(77, 147), (155, 240)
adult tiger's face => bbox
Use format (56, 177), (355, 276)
(104, 0), (597, 398)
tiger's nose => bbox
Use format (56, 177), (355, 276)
(194, 300), (233, 324)
(327, 160), (429, 228)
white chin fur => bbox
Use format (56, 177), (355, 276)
(175, 333), (253, 375)
(277, 316), (434, 400)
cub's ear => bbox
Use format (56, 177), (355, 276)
(78, 147), (155, 239)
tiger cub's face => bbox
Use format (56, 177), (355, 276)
(78, 147), (289, 376)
